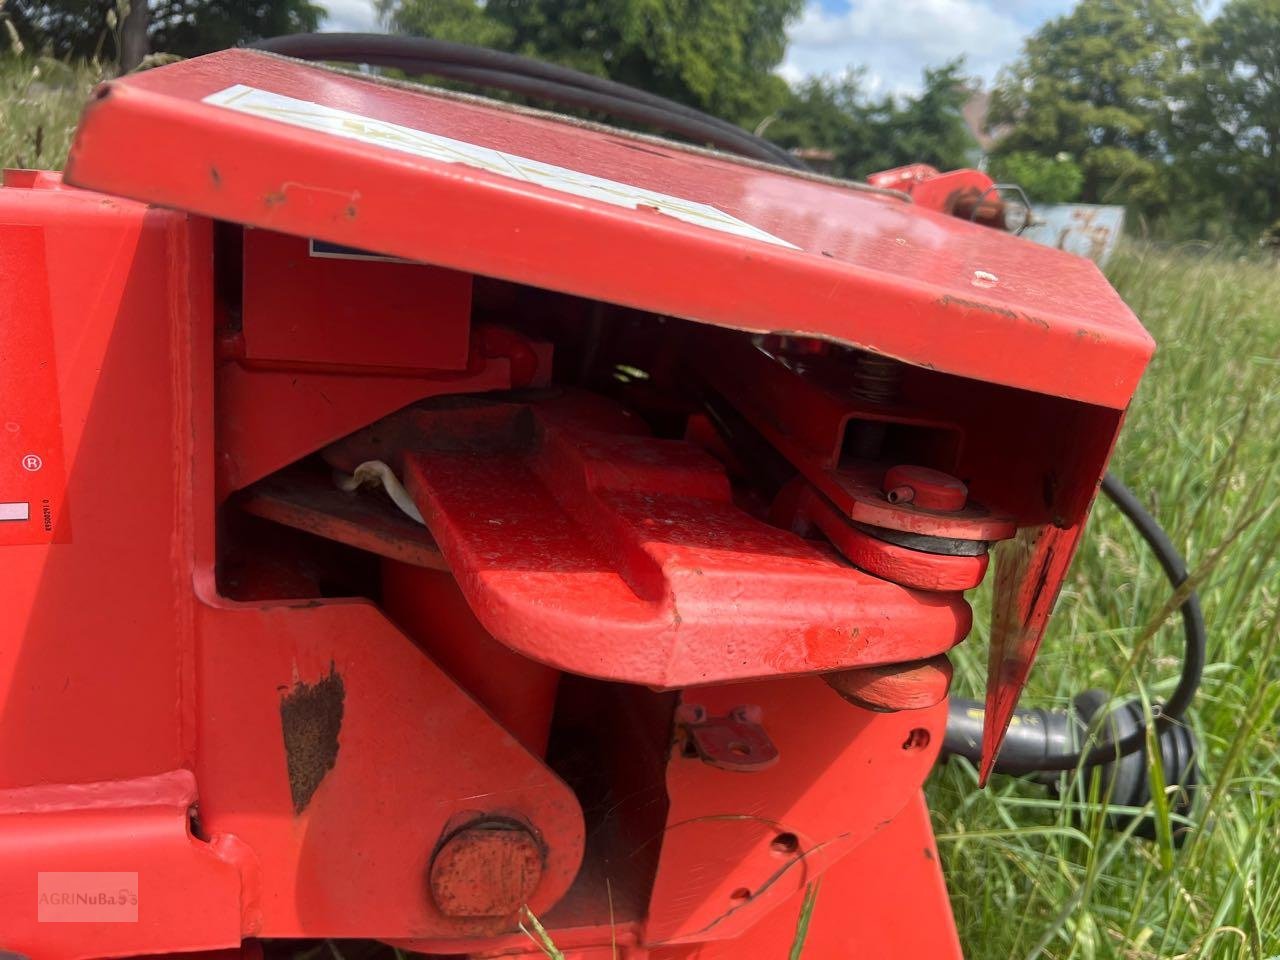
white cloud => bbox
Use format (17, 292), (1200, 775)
(319, 0), (383, 33)
(782, 0), (1031, 96)
(314, 0), (1076, 99)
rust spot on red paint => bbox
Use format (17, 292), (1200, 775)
(280, 662), (344, 814)
(938, 294), (1018, 320)
(938, 294), (1050, 330)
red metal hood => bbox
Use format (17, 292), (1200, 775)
(63, 49), (1151, 410)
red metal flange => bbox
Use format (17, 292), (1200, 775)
(827, 523), (989, 592)
(882, 464), (968, 512)
(780, 478), (991, 592)
(836, 463), (1013, 541)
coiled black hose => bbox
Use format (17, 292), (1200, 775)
(253, 33), (805, 170)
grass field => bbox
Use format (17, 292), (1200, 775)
(933, 245), (1280, 959)
(4, 51), (1278, 960)
(0, 55), (104, 170)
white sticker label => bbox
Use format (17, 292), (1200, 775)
(0, 502), (29, 522)
(203, 84), (797, 249)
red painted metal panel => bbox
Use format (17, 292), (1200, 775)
(215, 351), (518, 494)
(0, 43), (1160, 957)
(981, 522), (1089, 784)
(0, 178), (209, 788)
(647, 793), (963, 960)
(0, 771), (246, 959)
(0, 227), (70, 546)
(192, 598), (585, 939)
(645, 680), (946, 945)
(64, 50), (1152, 409)
(381, 562), (562, 756)
(241, 229), (472, 372)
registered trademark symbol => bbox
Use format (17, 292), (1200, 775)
(21, 454), (42, 472)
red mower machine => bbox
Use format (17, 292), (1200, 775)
(0, 37), (1202, 959)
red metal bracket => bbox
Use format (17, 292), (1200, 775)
(326, 394), (973, 688)
(675, 704), (780, 771)
(646, 679), (948, 946)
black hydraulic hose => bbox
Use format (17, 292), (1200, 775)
(946, 473), (1206, 774)
(944, 699), (1080, 776)
(254, 33), (800, 162)
(253, 33), (805, 170)
(362, 57), (793, 166)
(1100, 473), (1206, 724)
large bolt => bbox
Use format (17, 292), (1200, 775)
(428, 818), (544, 918)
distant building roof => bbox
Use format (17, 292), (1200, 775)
(962, 90), (1012, 153)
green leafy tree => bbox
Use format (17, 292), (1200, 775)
(150, 0), (322, 59)
(761, 72), (885, 178)
(988, 151), (1084, 203)
(763, 61), (976, 180)
(989, 0), (1204, 217)
(7, 0), (320, 64)
(6, 1), (120, 60)
(376, 0), (512, 47)
(883, 62), (978, 172)
(382, 0), (801, 125)
(1177, 0), (1280, 238)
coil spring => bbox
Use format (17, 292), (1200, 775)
(851, 352), (904, 405)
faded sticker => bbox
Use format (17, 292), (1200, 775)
(203, 84), (797, 250)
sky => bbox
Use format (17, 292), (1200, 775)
(318, 0), (1080, 96)
(780, 0), (1077, 94)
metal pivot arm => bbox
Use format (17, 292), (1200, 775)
(322, 393), (973, 688)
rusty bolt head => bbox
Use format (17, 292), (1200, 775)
(429, 818), (544, 918)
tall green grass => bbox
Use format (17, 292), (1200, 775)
(0, 54), (103, 171)
(932, 245), (1280, 959)
(4, 50), (1278, 958)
